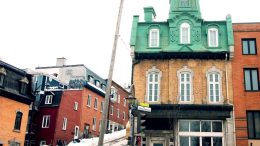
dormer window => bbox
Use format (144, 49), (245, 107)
(101, 84), (106, 91)
(208, 28), (219, 47)
(180, 0), (189, 7)
(180, 23), (190, 44)
(88, 75), (94, 84)
(95, 80), (100, 88)
(20, 77), (29, 95)
(0, 67), (6, 87)
(45, 95), (53, 104)
(149, 29), (160, 47)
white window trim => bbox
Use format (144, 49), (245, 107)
(117, 108), (120, 118)
(94, 98), (98, 110)
(123, 112), (125, 120)
(93, 117), (96, 131)
(45, 95), (53, 104)
(42, 115), (50, 128)
(62, 117), (67, 130)
(87, 95), (92, 107)
(206, 66), (223, 103)
(100, 101), (104, 112)
(178, 120), (224, 146)
(180, 23), (190, 44)
(74, 126), (79, 139)
(124, 98), (126, 107)
(40, 141), (46, 146)
(118, 94), (121, 103)
(149, 28), (160, 47)
(208, 28), (219, 47)
(146, 66), (162, 103)
(110, 106), (114, 115)
(74, 102), (78, 111)
(110, 87), (118, 102)
(177, 66), (194, 103)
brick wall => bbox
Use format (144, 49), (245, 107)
(0, 96), (29, 146)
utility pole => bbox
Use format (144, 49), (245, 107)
(98, 0), (124, 145)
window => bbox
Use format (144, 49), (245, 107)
(93, 117), (96, 131)
(87, 95), (92, 107)
(0, 67), (6, 87)
(110, 106), (114, 115)
(180, 23), (190, 44)
(88, 75), (94, 84)
(39, 141), (46, 146)
(180, 0), (189, 7)
(208, 28), (219, 47)
(94, 98), (98, 110)
(9, 141), (20, 146)
(118, 94), (120, 103)
(207, 67), (222, 103)
(101, 84), (106, 91)
(20, 83), (27, 95)
(179, 120), (223, 146)
(95, 80), (100, 88)
(124, 98), (126, 107)
(42, 115), (50, 128)
(244, 69), (259, 91)
(117, 109), (120, 118)
(178, 66), (193, 103)
(62, 118), (67, 130)
(242, 39), (257, 55)
(14, 111), (23, 130)
(110, 87), (118, 102)
(45, 95), (53, 104)
(100, 101), (104, 112)
(74, 126), (79, 139)
(149, 29), (160, 47)
(123, 112), (126, 120)
(247, 111), (260, 139)
(147, 66), (161, 102)
(74, 102), (78, 110)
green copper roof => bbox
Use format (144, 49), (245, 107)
(130, 0), (234, 59)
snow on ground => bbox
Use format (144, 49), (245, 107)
(68, 129), (127, 146)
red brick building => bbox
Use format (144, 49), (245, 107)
(233, 23), (260, 146)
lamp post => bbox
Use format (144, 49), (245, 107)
(125, 85), (136, 146)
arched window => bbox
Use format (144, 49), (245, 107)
(149, 29), (160, 47)
(206, 67), (222, 103)
(180, 23), (190, 44)
(208, 28), (219, 47)
(177, 66), (193, 102)
(146, 66), (162, 102)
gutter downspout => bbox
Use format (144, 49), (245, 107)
(225, 53), (229, 104)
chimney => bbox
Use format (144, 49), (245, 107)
(56, 57), (67, 66)
(144, 7), (156, 22)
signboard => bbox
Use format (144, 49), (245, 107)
(139, 102), (149, 107)
(137, 106), (151, 112)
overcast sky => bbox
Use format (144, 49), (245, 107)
(0, 0), (260, 86)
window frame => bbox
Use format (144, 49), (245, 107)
(180, 0), (190, 7)
(14, 111), (23, 131)
(100, 101), (104, 112)
(149, 28), (160, 48)
(117, 108), (120, 118)
(206, 66), (223, 103)
(62, 117), (67, 130)
(74, 126), (79, 139)
(208, 28), (219, 47)
(0, 74), (5, 87)
(180, 23), (190, 44)
(92, 117), (96, 131)
(74, 102), (78, 111)
(42, 115), (50, 128)
(94, 98), (98, 110)
(20, 82), (27, 95)
(123, 112), (126, 120)
(244, 68), (260, 91)
(242, 38), (257, 55)
(177, 66), (194, 103)
(45, 95), (53, 104)
(87, 95), (92, 107)
(146, 66), (162, 103)
(247, 111), (260, 139)
(110, 106), (114, 115)
(39, 141), (46, 146)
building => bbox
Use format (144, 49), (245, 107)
(130, 0), (235, 145)
(0, 60), (34, 146)
(232, 23), (260, 146)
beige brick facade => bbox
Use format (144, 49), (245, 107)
(133, 59), (233, 105)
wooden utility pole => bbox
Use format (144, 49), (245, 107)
(98, 0), (125, 145)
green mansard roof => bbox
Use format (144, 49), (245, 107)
(130, 0), (234, 60)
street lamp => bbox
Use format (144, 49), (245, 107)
(125, 85), (136, 146)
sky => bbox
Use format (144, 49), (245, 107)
(0, 0), (260, 86)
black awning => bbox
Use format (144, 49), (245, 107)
(133, 104), (233, 120)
